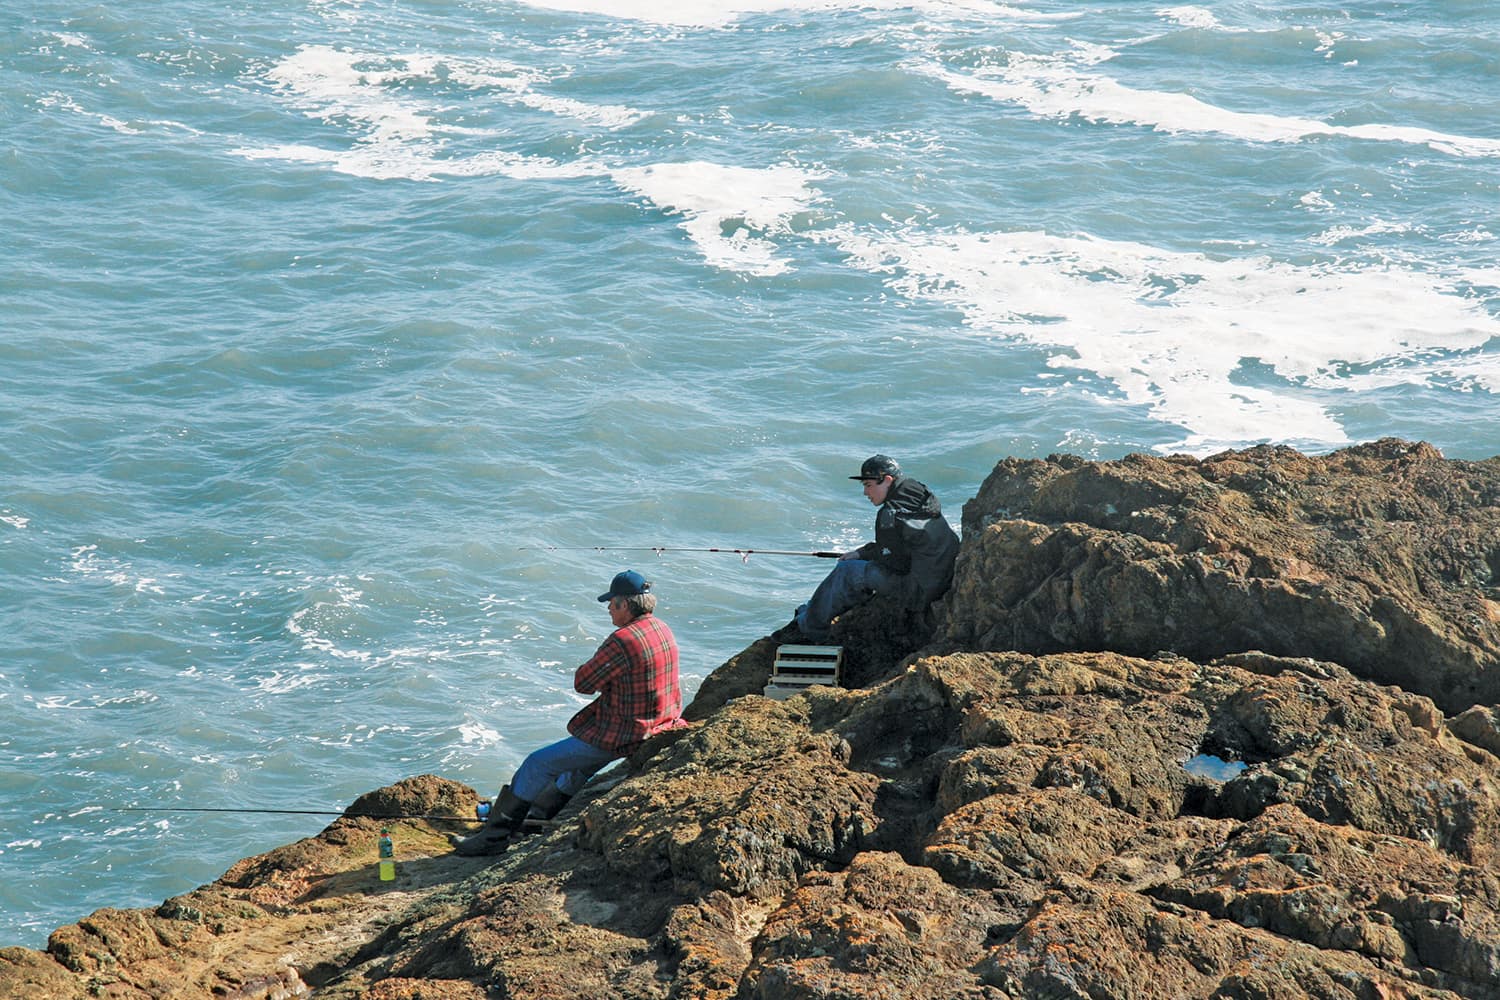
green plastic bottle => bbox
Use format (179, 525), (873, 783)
(378, 828), (395, 882)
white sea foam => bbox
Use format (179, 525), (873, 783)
(237, 45), (638, 180)
(95, 690), (161, 707)
(234, 140), (588, 182)
(254, 668), (331, 694)
(929, 54), (1500, 158)
(458, 719), (501, 745)
(37, 92), (84, 114)
(1157, 6), (1220, 30)
(67, 545), (165, 595)
(1327, 353), (1500, 396)
(826, 226), (1500, 453)
(54, 33), (92, 48)
(284, 580), (373, 662)
(36, 93), (138, 136)
(264, 46), (438, 143)
(1450, 228), (1496, 246)
(611, 162), (825, 276)
(442, 61), (645, 129)
(511, 0), (1065, 29)
(1, 512), (28, 529)
(308, 0), (367, 22)
(1308, 219), (1414, 247)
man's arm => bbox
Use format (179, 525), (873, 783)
(574, 635), (626, 695)
(851, 506), (900, 566)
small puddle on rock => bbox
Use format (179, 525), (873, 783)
(1184, 754), (1247, 782)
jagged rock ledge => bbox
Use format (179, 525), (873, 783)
(6, 439), (1500, 999)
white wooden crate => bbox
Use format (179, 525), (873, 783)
(763, 644), (843, 700)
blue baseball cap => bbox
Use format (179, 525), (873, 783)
(598, 570), (651, 602)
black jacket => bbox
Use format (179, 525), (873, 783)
(854, 475), (960, 608)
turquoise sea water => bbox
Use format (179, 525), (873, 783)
(3, 0), (1499, 947)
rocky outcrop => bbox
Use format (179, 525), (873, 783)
(946, 439), (1500, 713)
(6, 440), (1500, 1000)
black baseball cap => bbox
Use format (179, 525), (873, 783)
(849, 454), (901, 481)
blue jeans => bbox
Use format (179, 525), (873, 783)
(795, 558), (892, 641)
(510, 735), (619, 801)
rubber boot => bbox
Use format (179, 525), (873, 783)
(449, 785), (529, 856)
(529, 784), (573, 821)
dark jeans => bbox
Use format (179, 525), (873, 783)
(794, 559), (892, 641)
(510, 735), (618, 800)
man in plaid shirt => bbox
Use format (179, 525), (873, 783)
(452, 569), (687, 856)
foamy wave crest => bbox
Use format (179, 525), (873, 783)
(284, 578), (372, 661)
(1157, 6), (1220, 29)
(234, 141), (591, 182)
(68, 545), (166, 595)
(254, 668), (332, 695)
(458, 719), (501, 746)
(1326, 352), (1500, 397)
(929, 53), (1500, 158)
(36, 92), (193, 138)
(1308, 219), (1415, 247)
(612, 162), (825, 276)
(442, 61), (645, 130)
(264, 46), (437, 143)
(30, 690), (161, 710)
(827, 226), (1500, 453)
(234, 45), (637, 180)
(512, 0), (1067, 29)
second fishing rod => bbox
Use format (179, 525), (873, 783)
(517, 544), (843, 563)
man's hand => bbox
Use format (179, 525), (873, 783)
(838, 549), (861, 561)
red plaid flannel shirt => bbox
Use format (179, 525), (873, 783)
(567, 614), (685, 753)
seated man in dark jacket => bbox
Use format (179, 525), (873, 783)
(783, 455), (960, 643)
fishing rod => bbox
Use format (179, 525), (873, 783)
(520, 545), (841, 562)
(114, 806), (480, 823)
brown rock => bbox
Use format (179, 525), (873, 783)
(0, 947), (86, 1000)
(578, 695), (878, 897)
(740, 851), (1009, 1000)
(1450, 705), (1500, 759)
(1153, 804), (1500, 989)
(976, 879), (1460, 1000)
(20, 776), (481, 1000)
(948, 440), (1500, 714)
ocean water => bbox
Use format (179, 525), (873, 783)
(3, 0), (1499, 948)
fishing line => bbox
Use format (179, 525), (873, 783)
(520, 545), (840, 563)
(106, 552), (838, 827)
(113, 806), (479, 823)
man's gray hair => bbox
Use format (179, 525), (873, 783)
(620, 591), (657, 618)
